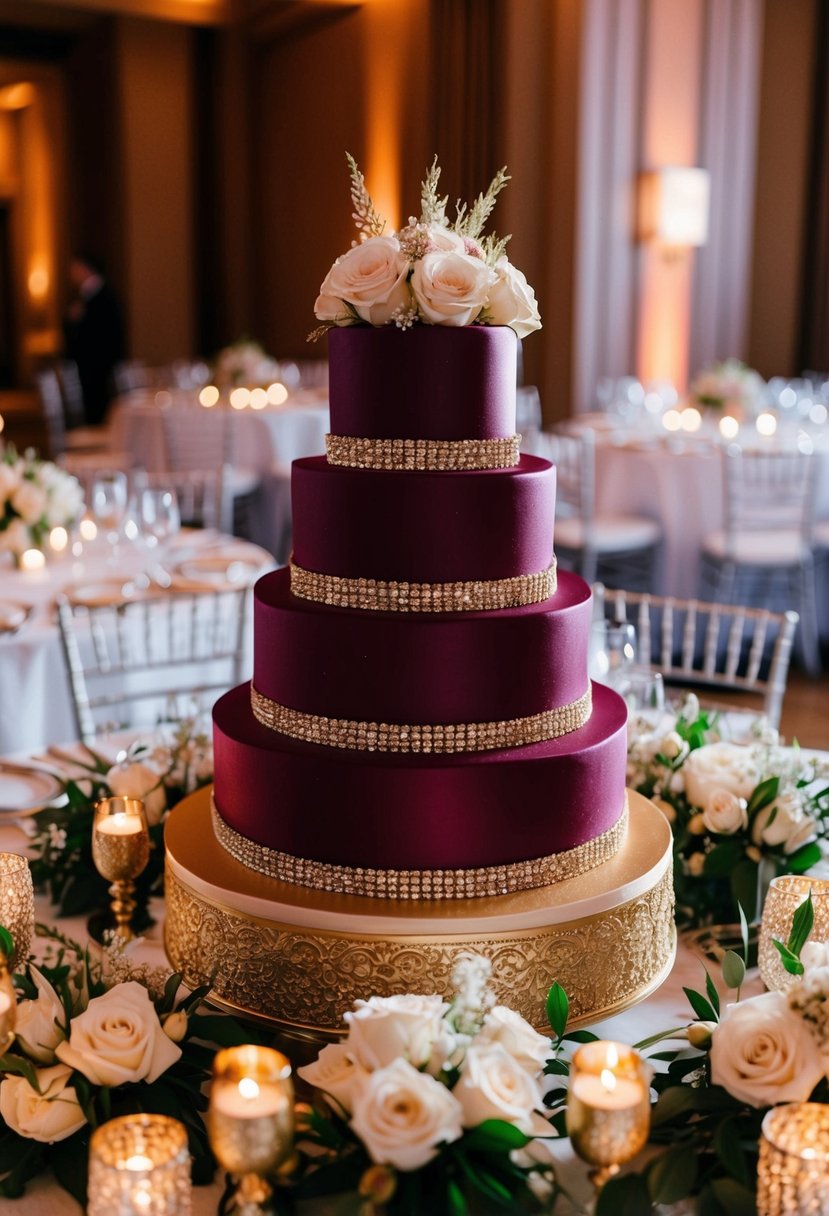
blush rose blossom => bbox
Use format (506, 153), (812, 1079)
(410, 250), (497, 327)
(56, 981), (181, 1087)
(710, 991), (825, 1108)
(0, 1064), (86, 1143)
(348, 1057), (463, 1171)
(344, 994), (448, 1072)
(316, 235), (411, 327)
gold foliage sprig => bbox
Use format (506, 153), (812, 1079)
(346, 152), (386, 239)
(454, 166), (511, 241)
(419, 156), (449, 226)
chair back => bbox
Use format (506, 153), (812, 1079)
(57, 361), (86, 428)
(161, 403), (238, 471)
(133, 466), (232, 532)
(722, 445), (817, 556)
(547, 429), (596, 529)
(36, 368), (67, 458)
(596, 584), (798, 729)
(57, 586), (249, 744)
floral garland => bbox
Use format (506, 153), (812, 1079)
(0, 924), (259, 1205)
(311, 155), (542, 341)
(28, 720), (213, 926)
(212, 338), (280, 389)
(0, 445), (84, 561)
(627, 695), (829, 928)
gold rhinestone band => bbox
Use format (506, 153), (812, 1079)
(325, 433), (521, 471)
(211, 796), (627, 899)
(250, 685), (592, 754)
(289, 560), (557, 613)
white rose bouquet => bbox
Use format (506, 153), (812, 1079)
(213, 337), (280, 389)
(29, 718), (213, 926)
(689, 357), (766, 418)
(284, 956), (563, 1212)
(0, 923), (255, 1206)
(311, 155), (542, 341)
(628, 697), (829, 928)
(0, 445), (83, 562)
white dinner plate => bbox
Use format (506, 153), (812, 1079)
(66, 578), (146, 607)
(0, 600), (32, 634)
(0, 765), (65, 818)
(171, 553), (265, 590)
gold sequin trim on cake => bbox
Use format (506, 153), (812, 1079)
(289, 561), (557, 613)
(250, 685), (592, 754)
(325, 433), (521, 471)
(211, 796), (628, 899)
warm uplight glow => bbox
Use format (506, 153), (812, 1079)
(266, 382), (288, 406)
(719, 415), (740, 440)
(600, 1068), (617, 1092)
(756, 412), (777, 437)
(80, 517), (98, 542)
(638, 168), (710, 247)
(0, 414), (4, 435)
(27, 265), (49, 300)
(249, 387), (268, 410)
(680, 407), (701, 432)
(199, 385), (219, 408)
(662, 409), (682, 431)
(238, 1077), (260, 1101)
(49, 526), (68, 553)
(229, 388), (250, 410)
(0, 82), (35, 111)
(20, 548), (45, 571)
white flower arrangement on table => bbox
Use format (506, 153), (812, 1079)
(0, 923), (255, 1205)
(689, 358), (766, 417)
(0, 445), (83, 561)
(286, 956), (567, 1213)
(213, 337), (280, 389)
(312, 155), (542, 340)
(628, 695), (829, 929)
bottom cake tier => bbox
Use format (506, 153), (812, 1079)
(164, 787), (675, 1036)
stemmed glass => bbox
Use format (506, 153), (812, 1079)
(139, 488), (180, 585)
(90, 470), (128, 564)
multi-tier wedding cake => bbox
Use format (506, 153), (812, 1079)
(164, 161), (675, 1036)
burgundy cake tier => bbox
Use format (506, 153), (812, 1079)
(213, 680), (627, 872)
(290, 454), (555, 584)
(252, 566), (589, 725)
(327, 325), (517, 440)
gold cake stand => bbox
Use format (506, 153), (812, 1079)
(164, 788), (675, 1037)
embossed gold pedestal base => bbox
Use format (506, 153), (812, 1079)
(164, 788), (675, 1037)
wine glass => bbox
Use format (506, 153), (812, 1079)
(139, 488), (180, 586)
(90, 470), (128, 563)
(590, 620), (637, 686)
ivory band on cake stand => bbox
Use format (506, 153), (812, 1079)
(164, 788), (675, 1039)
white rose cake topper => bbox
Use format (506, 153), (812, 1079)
(312, 154), (542, 339)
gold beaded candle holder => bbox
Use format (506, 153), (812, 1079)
(0, 853), (34, 966)
(208, 1045), (294, 1215)
(91, 797), (150, 942)
(0, 951), (16, 1052)
(566, 1040), (651, 1188)
(758, 876), (829, 992)
(87, 1113), (192, 1216)
(757, 1103), (829, 1215)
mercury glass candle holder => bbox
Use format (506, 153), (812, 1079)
(208, 1045), (294, 1215)
(0, 951), (16, 1053)
(757, 1103), (829, 1215)
(758, 876), (829, 992)
(566, 1040), (651, 1188)
(0, 852), (34, 966)
(87, 1113), (191, 1216)
(91, 797), (150, 942)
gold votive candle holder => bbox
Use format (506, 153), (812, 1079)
(91, 797), (150, 941)
(0, 951), (16, 1053)
(0, 852), (34, 966)
(87, 1113), (191, 1215)
(208, 1045), (294, 1211)
(566, 1040), (651, 1187)
(757, 1103), (829, 1215)
(758, 876), (829, 992)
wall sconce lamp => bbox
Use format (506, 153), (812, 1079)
(637, 167), (710, 252)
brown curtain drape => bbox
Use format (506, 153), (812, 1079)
(798, 2), (829, 374)
(429, 0), (505, 204)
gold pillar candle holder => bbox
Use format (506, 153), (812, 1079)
(91, 797), (150, 942)
(87, 1113), (192, 1215)
(566, 1040), (651, 1188)
(758, 876), (829, 992)
(0, 951), (16, 1053)
(0, 852), (34, 966)
(757, 1103), (829, 1214)
(207, 1045), (294, 1216)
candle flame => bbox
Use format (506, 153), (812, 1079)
(605, 1043), (619, 1070)
(124, 1154), (154, 1172)
(238, 1076), (260, 1101)
(600, 1068), (617, 1092)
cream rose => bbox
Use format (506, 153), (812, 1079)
(752, 790), (816, 854)
(410, 250), (496, 327)
(0, 518), (30, 556)
(0, 1064), (86, 1143)
(683, 742), (761, 810)
(105, 761), (167, 826)
(453, 1043), (542, 1133)
(349, 1057), (462, 1170)
(10, 480), (46, 526)
(710, 992), (825, 1108)
(15, 967), (66, 1064)
(56, 981), (181, 1087)
(344, 994), (448, 1071)
(297, 1042), (370, 1115)
(702, 790), (748, 836)
(316, 235), (411, 326)
(476, 1006), (551, 1074)
(485, 257), (542, 339)
(801, 942), (829, 972)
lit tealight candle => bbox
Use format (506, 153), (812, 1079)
(97, 811), (145, 836)
(88, 1114), (191, 1216)
(229, 387), (251, 410)
(566, 1041), (650, 1187)
(79, 514), (98, 542)
(266, 382), (289, 406)
(49, 526), (68, 553)
(756, 411), (777, 437)
(199, 385), (220, 408)
(680, 406), (702, 432)
(758, 1104), (829, 1215)
(661, 408), (682, 431)
(719, 415), (740, 440)
(249, 387), (268, 410)
(20, 548), (45, 572)
(208, 1045), (294, 1182)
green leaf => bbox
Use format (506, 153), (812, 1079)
(546, 982), (568, 1038)
(722, 949), (746, 990)
(188, 1013), (255, 1048)
(709, 1176), (757, 1216)
(704, 968), (721, 1015)
(788, 890), (814, 957)
(787, 842), (823, 873)
(683, 986), (717, 1023)
(647, 1142), (698, 1203)
(739, 903), (750, 962)
(463, 1119), (531, 1153)
(651, 1085), (699, 1125)
(446, 1179), (469, 1216)
(772, 939), (804, 976)
(595, 1172), (652, 1216)
(747, 776), (780, 815)
(714, 1116), (750, 1185)
(0, 926), (14, 960)
(702, 840), (743, 877)
(731, 860), (760, 927)
(562, 1029), (600, 1043)
(50, 1129), (90, 1207)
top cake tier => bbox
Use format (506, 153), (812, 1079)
(327, 325), (517, 440)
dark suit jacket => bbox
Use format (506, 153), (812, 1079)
(64, 282), (126, 425)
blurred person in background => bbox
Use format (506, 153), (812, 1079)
(63, 251), (126, 425)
